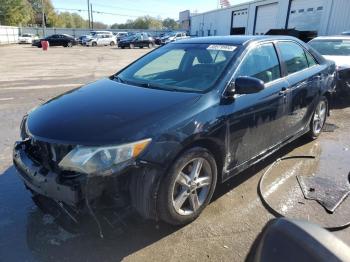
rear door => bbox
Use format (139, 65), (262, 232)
(226, 42), (289, 169)
(276, 41), (322, 137)
(135, 35), (143, 47)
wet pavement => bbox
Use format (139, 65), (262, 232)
(0, 45), (350, 261)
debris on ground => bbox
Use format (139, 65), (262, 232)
(322, 123), (339, 132)
(297, 175), (350, 213)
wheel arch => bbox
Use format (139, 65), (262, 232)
(175, 138), (225, 184)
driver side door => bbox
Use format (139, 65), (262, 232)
(225, 42), (290, 170)
(47, 35), (57, 46)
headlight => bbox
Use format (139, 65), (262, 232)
(59, 138), (151, 175)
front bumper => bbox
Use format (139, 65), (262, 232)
(13, 140), (83, 206)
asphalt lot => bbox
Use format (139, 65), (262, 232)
(0, 45), (350, 262)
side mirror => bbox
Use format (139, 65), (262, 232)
(247, 218), (350, 262)
(228, 76), (265, 96)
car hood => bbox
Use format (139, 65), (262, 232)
(27, 78), (201, 145)
(324, 55), (350, 69)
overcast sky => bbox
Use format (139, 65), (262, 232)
(51, 0), (249, 25)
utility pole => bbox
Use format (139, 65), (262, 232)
(41, 0), (46, 37)
(90, 4), (94, 29)
(87, 0), (91, 29)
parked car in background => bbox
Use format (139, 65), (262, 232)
(81, 31), (114, 45)
(155, 32), (172, 45)
(160, 32), (189, 45)
(85, 33), (117, 47)
(309, 36), (350, 95)
(118, 33), (154, 48)
(341, 31), (350, 36)
(14, 36), (335, 227)
(113, 31), (128, 42)
(32, 34), (78, 48)
(78, 35), (88, 45)
(18, 33), (38, 44)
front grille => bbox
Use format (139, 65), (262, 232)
(25, 139), (73, 174)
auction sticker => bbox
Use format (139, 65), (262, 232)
(207, 45), (237, 52)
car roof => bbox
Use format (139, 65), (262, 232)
(174, 35), (300, 45)
(310, 35), (350, 41)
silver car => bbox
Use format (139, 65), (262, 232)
(309, 36), (350, 95)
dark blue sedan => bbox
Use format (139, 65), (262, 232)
(14, 36), (336, 226)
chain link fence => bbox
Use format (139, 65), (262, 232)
(0, 26), (175, 45)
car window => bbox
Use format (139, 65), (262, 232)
(236, 43), (281, 83)
(305, 51), (317, 67)
(193, 50), (229, 65)
(134, 49), (186, 77)
(309, 39), (350, 56)
(278, 42), (309, 74)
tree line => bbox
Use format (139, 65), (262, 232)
(0, 0), (179, 29)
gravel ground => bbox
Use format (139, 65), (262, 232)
(0, 45), (349, 262)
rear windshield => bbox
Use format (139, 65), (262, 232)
(309, 39), (350, 56)
(116, 43), (238, 93)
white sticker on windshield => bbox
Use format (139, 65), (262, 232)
(207, 45), (237, 52)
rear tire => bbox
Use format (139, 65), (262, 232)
(110, 41), (115, 46)
(157, 147), (217, 225)
(307, 96), (328, 139)
(130, 43), (134, 49)
(92, 42), (97, 47)
(67, 42), (73, 47)
(148, 43), (153, 48)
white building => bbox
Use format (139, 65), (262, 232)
(188, 0), (350, 37)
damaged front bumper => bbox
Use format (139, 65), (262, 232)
(13, 139), (163, 222)
(337, 68), (350, 94)
(13, 140), (84, 206)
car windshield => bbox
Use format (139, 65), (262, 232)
(116, 43), (238, 93)
(309, 39), (350, 56)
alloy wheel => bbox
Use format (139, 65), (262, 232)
(313, 100), (327, 135)
(171, 157), (212, 216)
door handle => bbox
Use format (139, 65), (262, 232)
(279, 87), (288, 95)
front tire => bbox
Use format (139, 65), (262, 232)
(130, 43), (134, 49)
(92, 42), (97, 47)
(157, 147), (217, 225)
(67, 42), (73, 47)
(308, 96), (328, 139)
(110, 41), (115, 46)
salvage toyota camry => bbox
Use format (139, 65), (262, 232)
(13, 36), (335, 226)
